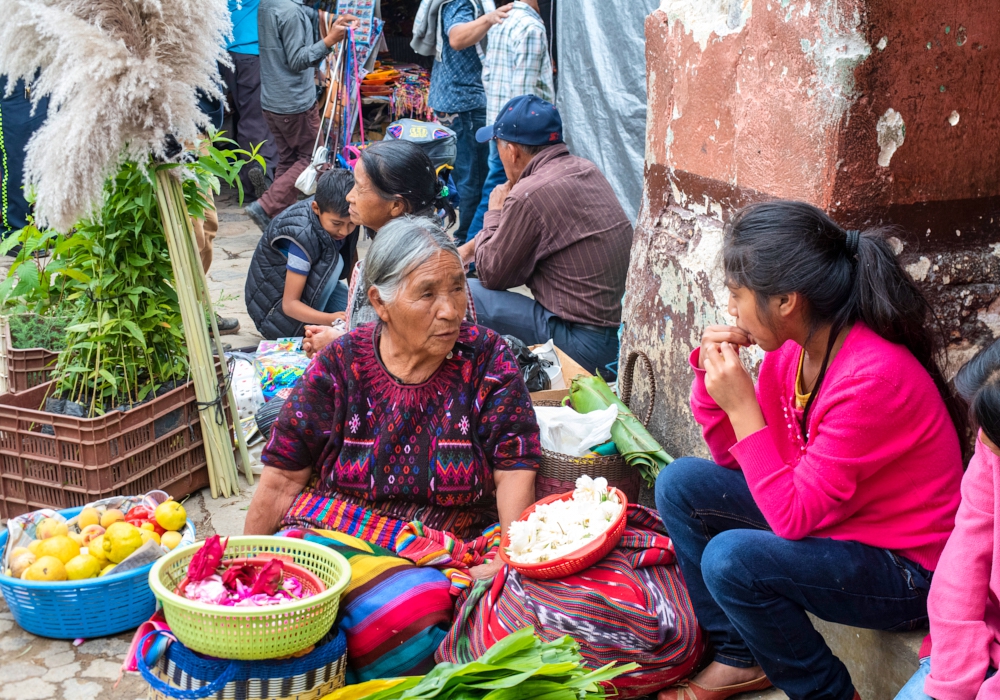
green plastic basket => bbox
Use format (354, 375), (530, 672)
(148, 536), (351, 660)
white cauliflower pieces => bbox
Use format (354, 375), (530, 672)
(505, 475), (623, 564)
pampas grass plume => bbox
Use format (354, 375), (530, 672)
(0, 0), (231, 232)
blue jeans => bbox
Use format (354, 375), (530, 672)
(468, 279), (619, 379)
(436, 108), (488, 245)
(467, 140), (505, 241)
(894, 657), (996, 700)
(656, 458), (933, 700)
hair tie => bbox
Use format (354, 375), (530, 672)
(438, 185), (450, 198)
(845, 229), (860, 257)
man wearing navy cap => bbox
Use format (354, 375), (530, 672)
(458, 95), (633, 377)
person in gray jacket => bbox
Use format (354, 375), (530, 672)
(245, 1), (355, 230)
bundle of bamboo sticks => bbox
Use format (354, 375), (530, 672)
(153, 169), (253, 498)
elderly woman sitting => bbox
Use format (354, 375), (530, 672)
(245, 216), (540, 681)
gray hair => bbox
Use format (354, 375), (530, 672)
(362, 215), (462, 305)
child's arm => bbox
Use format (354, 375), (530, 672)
(281, 270), (346, 326)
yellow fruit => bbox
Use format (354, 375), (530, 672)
(88, 535), (109, 564)
(160, 531), (183, 551)
(10, 547), (30, 559)
(140, 522), (155, 532)
(79, 524), (105, 544)
(99, 564), (117, 577)
(139, 530), (161, 546)
(65, 554), (102, 580)
(68, 532), (85, 545)
(155, 501), (187, 532)
(37, 535), (81, 564)
(27, 539), (43, 555)
(103, 522), (142, 563)
(10, 552), (36, 579)
(36, 518), (69, 540)
(22, 556), (67, 581)
(100, 509), (125, 528)
(78, 507), (101, 530)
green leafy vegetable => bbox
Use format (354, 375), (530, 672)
(358, 627), (637, 700)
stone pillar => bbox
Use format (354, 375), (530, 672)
(624, 0), (1000, 459)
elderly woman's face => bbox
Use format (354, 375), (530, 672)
(377, 251), (466, 358)
(347, 160), (403, 232)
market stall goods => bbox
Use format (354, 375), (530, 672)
(0, 499), (196, 639)
(569, 365), (673, 488)
(149, 536), (351, 660)
(340, 626), (637, 700)
(505, 476), (623, 564)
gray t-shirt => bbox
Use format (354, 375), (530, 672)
(258, 0), (328, 114)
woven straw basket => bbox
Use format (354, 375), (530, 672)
(534, 351), (655, 502)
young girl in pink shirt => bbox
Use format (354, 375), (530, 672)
(656, 201), (964, 700)
(894, 340), (1000, 700)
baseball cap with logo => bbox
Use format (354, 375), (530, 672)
(475, 95), (564, 146)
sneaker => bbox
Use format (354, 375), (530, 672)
(248, 165), (268, 200)
(215, 315), (241, 335)
(245, 201), (272, 232)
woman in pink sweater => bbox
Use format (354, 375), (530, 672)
(656, 201), (964, 700)
(894, 341), (1000, 700)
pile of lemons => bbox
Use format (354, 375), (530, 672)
(6, 500), (187, 582)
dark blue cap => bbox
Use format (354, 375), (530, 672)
(475, 95), (563, 146)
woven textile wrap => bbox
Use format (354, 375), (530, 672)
(436, 505), (706, 699)
(279, 528), (453, 684)
(395, 522), (501, 595)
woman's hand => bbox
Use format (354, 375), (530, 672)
(469, 558), (504, 581)
(303, 324), (345, 359)
(703, 342), (766, 440)
(699, 325), (753, 369)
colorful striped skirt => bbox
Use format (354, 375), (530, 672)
(436, 505), (705, 699)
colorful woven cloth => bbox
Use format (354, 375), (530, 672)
(283, 488), (497, 547)
(395, 522), (501, 595)
(279, 528), (453, 684)
(436, 505), (705, 699)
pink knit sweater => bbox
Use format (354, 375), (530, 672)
(925, 437), (1000, 700)
(690, 323), (962, 571)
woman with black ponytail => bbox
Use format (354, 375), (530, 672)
(656, 201), (964, 700)
(298, 139), (472, 357)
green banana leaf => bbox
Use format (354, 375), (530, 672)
(569, 375), (673, 488)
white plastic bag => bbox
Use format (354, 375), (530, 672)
(534, 404), (618, 457)
(294, 146), (328, 195)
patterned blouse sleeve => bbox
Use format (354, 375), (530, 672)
(474, 333), (543, 471)
(261, 348), (347, 473)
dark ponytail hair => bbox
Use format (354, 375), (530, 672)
(955, 339), (1000, 448)
(358, 140), (457, 228)
(723, 200), (966, 439)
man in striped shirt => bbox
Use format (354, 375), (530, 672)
(459, 96), (632, 378)
(466, 0), (554, 240)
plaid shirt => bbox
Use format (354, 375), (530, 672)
(483, 2), (554, 121)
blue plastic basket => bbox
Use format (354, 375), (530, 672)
(0, 506), (195, 639)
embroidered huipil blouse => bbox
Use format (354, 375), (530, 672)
(264, 322), (541, 511)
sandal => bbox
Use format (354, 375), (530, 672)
(659, 675), (772, 700)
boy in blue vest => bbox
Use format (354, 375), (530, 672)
(245, 169), (357, 339)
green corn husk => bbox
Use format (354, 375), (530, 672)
(358, 627), (637, 700)
(569, 375), (673, 488)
